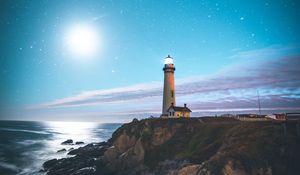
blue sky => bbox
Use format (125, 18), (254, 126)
(1, 0), (300, 122)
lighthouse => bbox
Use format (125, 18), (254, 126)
(162, 55), (176, 116)
(161, 55), (192, 118)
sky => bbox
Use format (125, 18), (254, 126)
(0, 0), (300, 122)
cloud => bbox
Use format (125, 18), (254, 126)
(29, 45), (300, 114)
(92, 14), (108, 21)
(29, 83), (162, 109)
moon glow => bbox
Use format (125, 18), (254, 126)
(65, 24), (99, 57)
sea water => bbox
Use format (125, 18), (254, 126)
(0, 120), (121, 175)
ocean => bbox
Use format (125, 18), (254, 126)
(0, 120), (121, 175)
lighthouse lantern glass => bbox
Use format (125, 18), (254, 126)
(164, 57), (173, 64)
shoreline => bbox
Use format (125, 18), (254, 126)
(42, 117), (300, 175)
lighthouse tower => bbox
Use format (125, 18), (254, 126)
(162, 55), (176, 116)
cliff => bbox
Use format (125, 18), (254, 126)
(42, 117), (300, 175)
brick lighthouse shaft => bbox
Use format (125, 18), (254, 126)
(162, 55), (176, 115)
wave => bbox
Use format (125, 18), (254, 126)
(0, 128), (50, 135)
(0, 161), (20, 173)
(17, 139), (44, 146)
(17, 168), (39, 175)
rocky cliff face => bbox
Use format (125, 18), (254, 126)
(42, 117), (300, 175)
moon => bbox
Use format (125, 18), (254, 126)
(65, 24), (99, 58)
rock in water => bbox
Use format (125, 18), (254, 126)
(61, 139), (73, 145)
(57, 148), (66, 153)
(68, 143), (108, 157)
(75, 141), (84, 145)
(43, 159), (57, 169)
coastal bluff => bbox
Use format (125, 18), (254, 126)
(42, 117), (300, 175)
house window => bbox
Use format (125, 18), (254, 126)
(172, 112), (175, 116)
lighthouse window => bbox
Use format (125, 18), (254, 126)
(171, 90), (174, 98)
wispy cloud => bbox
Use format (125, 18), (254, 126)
(92, 14), (108, 21)
(29, 45), (300, 114)
(29, 82), (162, 109)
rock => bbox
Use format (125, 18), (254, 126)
(103, 134), (145, 172)
(39, 169), (47, 173)
(43, 159), (58, 169)
(152, 159), (189, 175)
(43, 156), (95, 175)
(75, 141), (84, 145)
(70, 167), (96, 175)
(57, 148), (66, 153)
(68, 148), (74, 151)
(68, 143), (108, 157)
(222, 160), (247, 175)
(152, 126), (175, 145)
(113, 131), (136, 153)
(61, 139), (73, 145)
(103, 146), (119, 163)
(178, 164), (202, 175)
(133, 138), (144, 162)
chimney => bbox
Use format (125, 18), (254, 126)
(184, 103), (187, 107)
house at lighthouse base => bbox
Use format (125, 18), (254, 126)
(165, 103), (192, 118)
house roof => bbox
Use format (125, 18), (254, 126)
(167, 106), (192, 112)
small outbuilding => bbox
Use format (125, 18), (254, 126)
(266, 114), (287, 121)
(167, 103), (191, 118)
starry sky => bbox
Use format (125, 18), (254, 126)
(1, 0), (300, 122)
